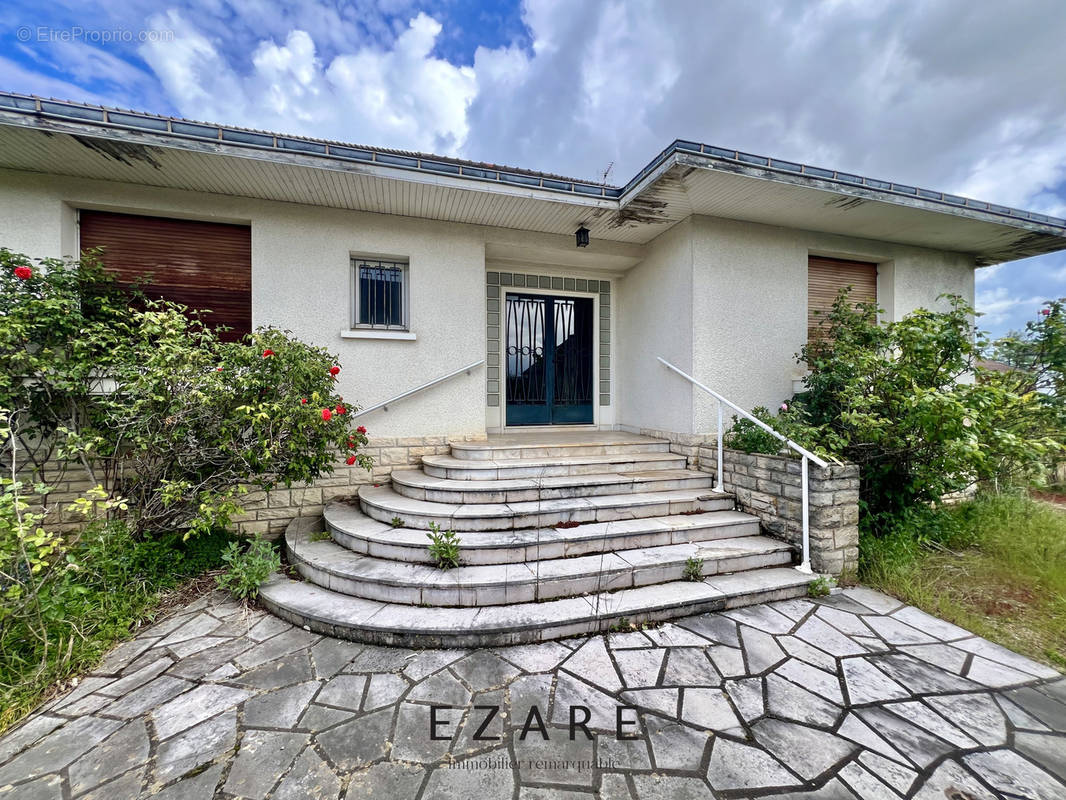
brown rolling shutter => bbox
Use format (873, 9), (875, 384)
(808, 256), (877, 342)
(79, 211), (251, 342)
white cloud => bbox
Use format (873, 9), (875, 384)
(975, 286), (1045, 328)
(139, 9), (475, 154)
(954, 114), (1066, 214)
(12, 0), (1066, 338)
(975, 264), (1004, 284)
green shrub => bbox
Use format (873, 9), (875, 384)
(726, 407), (784, 455)
(426, 522), (461, 570)
(0, 485), (236, 731)
(216, 538), (281, 600)
(0, 249), (135, 474)
(0, 248), (373, 538)
(793, 290), (1060, 532)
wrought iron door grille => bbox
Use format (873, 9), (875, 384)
(506, 295), (547, 407)
(354, 259), (406, 328)
(552, 299), (593, 407)
(505, 293), (593, 425)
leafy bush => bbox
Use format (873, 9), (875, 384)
(426, 522), (461, 569)
(793, 290), (1059, 531)
(990, 298), (1066, 403)
(988, 299), (1066, 482)
(216, 538), (281, 600)
(0, 247), (375, 730)
(0, 249), (136, 474)
(0, 248), (373, 537)
(726, 407), (784, 455)
(0, 453), (237, 730)
(101, 319), (371, 536)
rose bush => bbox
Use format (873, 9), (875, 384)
(0, 247), (375, 729)
(0, 247), (372, 537)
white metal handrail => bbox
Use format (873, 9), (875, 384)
(658, 357), (828, 573)
(352, 359), (485, 417)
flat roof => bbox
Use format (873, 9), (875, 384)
(0, 90), (1064, 263)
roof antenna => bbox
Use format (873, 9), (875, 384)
(601, 161), (614, 185)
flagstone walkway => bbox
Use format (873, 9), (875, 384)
(1, 587), (1064, 800)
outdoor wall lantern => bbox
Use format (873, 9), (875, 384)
(575, 226), (590, 248)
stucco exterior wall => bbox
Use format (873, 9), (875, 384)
(0, 168), (489, 440)
(616, 219), (695, 434)
(0, 168), (976, 445)
(617, 214), (976, 436)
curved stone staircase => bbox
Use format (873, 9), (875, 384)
(260, 433), (814, 647)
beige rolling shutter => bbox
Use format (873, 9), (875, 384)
(808, 256), (877, 342)
(79, 210), (252, 341)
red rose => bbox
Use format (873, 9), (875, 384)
(356, 425), (367, 434)
(13, 266), (32, 280)
(1041, 309), (1051, 316)
(335, 406), (346, 415)
(300, 398), (307, 404)
(329, 366), (340, 376)
(321, 408), (332, 421)
(345, 455), (357, 465)
(262, 349), (275, 357)
(216, 366), (223, 372)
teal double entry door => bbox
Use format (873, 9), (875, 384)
(505, 292), (595, 426)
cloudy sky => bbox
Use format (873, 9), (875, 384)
(2, 0), (1064, 338)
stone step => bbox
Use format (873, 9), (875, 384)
(421, 451), (688, 480)
(358, 484), (733, 531)
(259, 562), (814, 647)
(286, 517), (793, 606)
(448, 434), (670, 461)
(389, 468), (715, 504)
(325, 501), (762, 565)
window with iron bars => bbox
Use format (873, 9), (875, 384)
(352, 258), (408, 329)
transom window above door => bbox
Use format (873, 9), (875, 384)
(352, 258), (408, 330)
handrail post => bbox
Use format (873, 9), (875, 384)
(715, 401), (723, 492)
(798, 455), (812, 573)
(657, 355), (827, 577)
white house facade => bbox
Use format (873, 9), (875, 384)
(4, 92), (1063, 445)
(3, 92), (1065, 643)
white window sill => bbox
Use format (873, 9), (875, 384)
(340, 329), (417, 341)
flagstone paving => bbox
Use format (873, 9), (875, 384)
(1, 587), (1064, 799)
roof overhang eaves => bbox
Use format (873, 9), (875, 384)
(0, 93), (621, 208)
(2, 91), (1065, 256)
(655, 142), (1066, 239)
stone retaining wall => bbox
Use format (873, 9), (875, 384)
(697, 445), (860, 577)
(18, 432), (486, 538)
(233, 433), (486, 537)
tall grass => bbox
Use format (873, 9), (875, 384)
(0, 524), (236, 732)
(861, 493), (1066, 669)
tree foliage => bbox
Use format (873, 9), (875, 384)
(0, 248), (372, 537)
(989, 298), (1066, 419)
(792, 291), (1061, 531)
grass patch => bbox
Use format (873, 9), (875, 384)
(861, 493), (1066, 670)
(0, 524), (237, 733)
